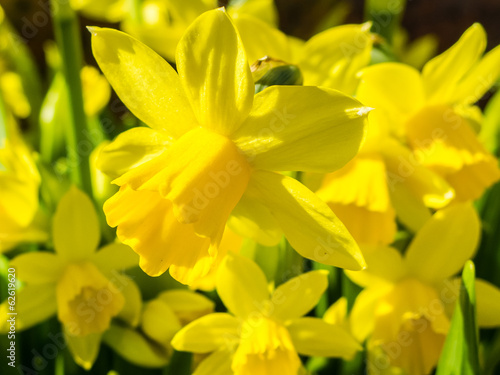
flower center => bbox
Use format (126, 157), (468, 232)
(232, 318), (300, 375)
(56, 262), (124, 336)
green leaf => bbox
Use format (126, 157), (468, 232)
(436, 260), (481, 375)
(480, 89), (500, 157)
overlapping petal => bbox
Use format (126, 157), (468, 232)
(89, 27), (197, 137)
(233, 86), (369, 173)
(53, 186), (100, 260)
(404, 203), (480, 284)
(176, 8), (254, 135)
(246, 170), (365, 270)
(216, 253), (269, 318)
(286, 317), (361, 359)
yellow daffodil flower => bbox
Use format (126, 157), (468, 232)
(356, 23), (500, 202)
(104, 289), (214, 367)
(0, 187), (141, 369)
(232, 15), (373, 94)
(92, 9), (369, 285)
(0, 118), (48, 251)
(346, 203), (500, 375)
(314, 130), (454, 244)
(172, 254), (361, 374)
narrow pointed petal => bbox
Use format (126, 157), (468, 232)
(176, 8), (253, 135)
(89, 27), (197, 137)
(103, 324), (169, 367)
(227, 191), (282, 247)
(475, 278), (500, 327)
(233, 15), (291, 63)
(356, 63), (425, 135)
(96, 127), (173, 179)
(10, 252), (65, 284)
(157, 289), (215, 325)
(405, 203), (480, 284)
(141, 300), (182, 346)
(216, 253), (270, 318)
(114, 275), (142, 327)
(422, 23), (486, 103)
(287, 317), (361, 359)
(193, 349), (233, 375)
(64, 329), (102, 370)
(0, 284), (56, 332)
(271, 270), (329, 321)
(453, 44), (500, 105)
(233, 86), (368, 173)
(53, 186), (100, 260)
(299, 23), (372, 93)
(91, 242), (139, 275)
(171, 313), (240, 353)
(247, 170), (365, 270)
(345, 246), (406, 288)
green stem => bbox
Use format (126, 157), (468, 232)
(128, 0), (143, 24)
(50, 0), (93, 198)
(364, 0), (406, 45)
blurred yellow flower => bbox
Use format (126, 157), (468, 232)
(0, 118), (48, 251)
(104, 289), (214, 367)
(357, 23), (500, 202)
(233, 15), (373, 94)
(347, 203), (500, 375)
(0, 187), (141, 369)
(172, 254), (360, 374)
(91, 9), (369, 285)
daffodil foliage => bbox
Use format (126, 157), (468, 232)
(1, 0), (500, 374)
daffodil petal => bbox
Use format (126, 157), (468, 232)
(53, 186), (100, 260)
(64, 329), (102, 371)
(193, 348), (233, 375)
(157, 289), (215, 325)
(453, 44), (500, 105)
(404, 203), (480, 283)
(89, 27), (197, 137)
(287, 317), (361, 359)
(171, 313), (240, 353)
(271, 270), (329, 321)
(389, 182), (432, 233)
(91, 242), (139, 275)
(102, 324), (169, 367)
(246, 170), (365, 270)
(227, 191), (282, 247)
(323, 297), (348, 326)
(382, 138), (455, 209)
(216, 253), (269, 318)
(422, 23), (486, 103)
(10, 252), (65, 284)
(345, 246), (405, 288)
(141, 300), (182, 346)
(476, 278), (500, 328)
(228, 0), (278, 26)
(299, 23), (372, 93)
(115, 275), (142, 327)
(0, 284), (56, 332)
(233, 15), (291, 63)
(234, 86), (368, 173)
(349, 286), (390, 342)
(97, 127), (173, 179)
(176, 8), (253, 135)
(356, 63), (425, 130)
